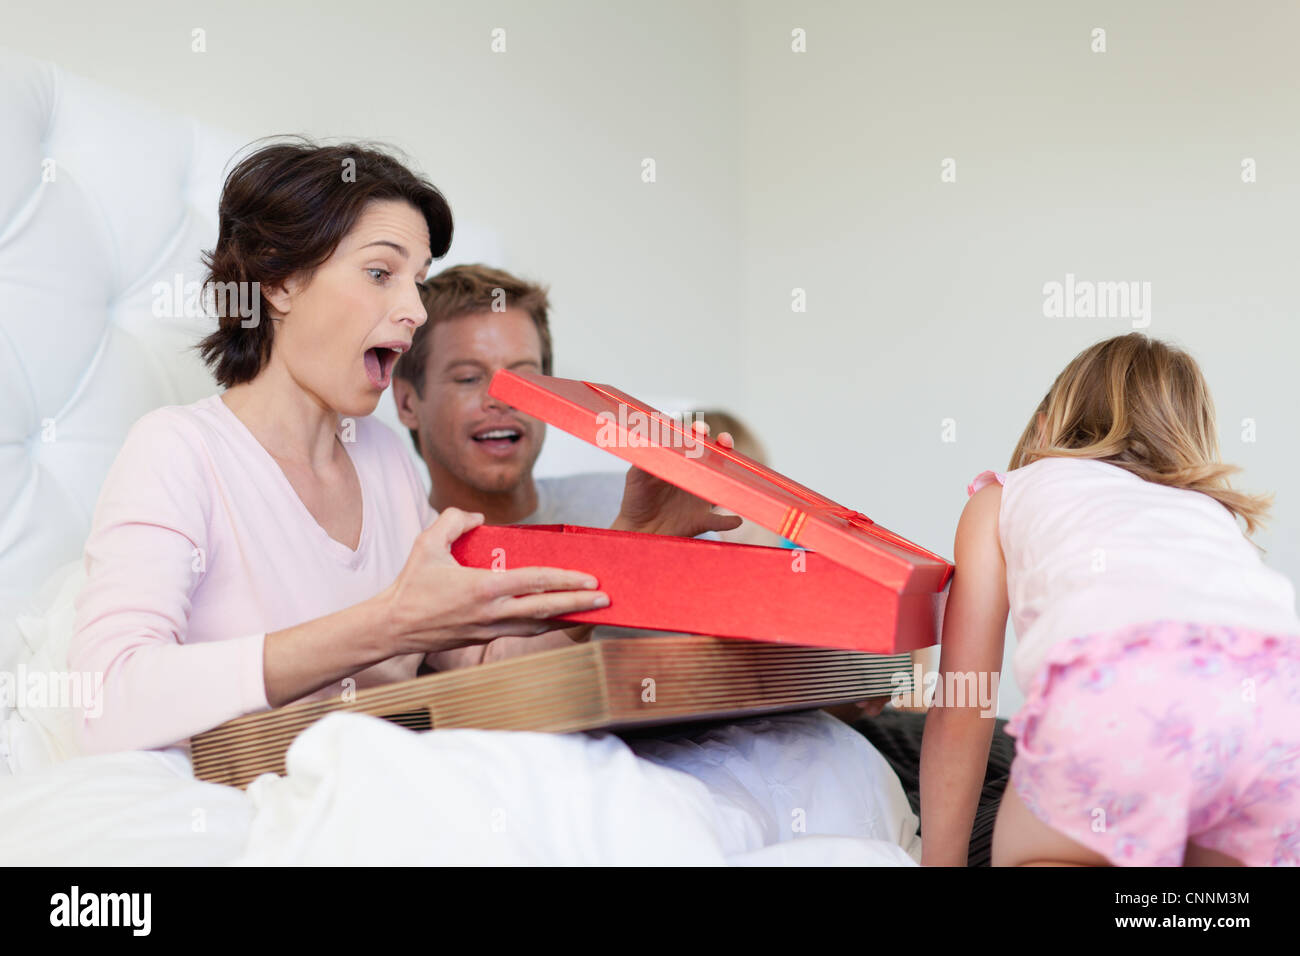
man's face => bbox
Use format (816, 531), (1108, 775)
(396, 307), (547, 493)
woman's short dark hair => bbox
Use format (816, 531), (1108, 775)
(197, 138), (453, 387)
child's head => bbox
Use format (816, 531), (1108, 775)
(1009, 333), (1271, 535)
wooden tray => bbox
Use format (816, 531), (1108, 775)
(191, 635), (913, 789)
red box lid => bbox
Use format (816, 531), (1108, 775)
(490, 370), (953, 594)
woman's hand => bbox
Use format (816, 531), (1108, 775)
(611, 424), (744, 538)
(381, 507), (609, 655)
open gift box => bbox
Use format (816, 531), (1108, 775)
(450, 371), (954, 654)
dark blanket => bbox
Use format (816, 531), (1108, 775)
(850, 710), (1016, 867)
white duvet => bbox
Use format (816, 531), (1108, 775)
(0, 563), (921, 866)
(0, 709), (920, 866)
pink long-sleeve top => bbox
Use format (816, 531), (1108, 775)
(69, 393), (435, 755)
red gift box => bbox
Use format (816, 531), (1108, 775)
(449, 370), (954, 653)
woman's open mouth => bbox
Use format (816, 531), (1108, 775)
(363, 345), (404, 389)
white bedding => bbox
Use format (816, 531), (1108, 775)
(1, 560), (920, 865)
(0, 709), (920, 866)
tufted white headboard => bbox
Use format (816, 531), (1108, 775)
(0, 52), (254, 664)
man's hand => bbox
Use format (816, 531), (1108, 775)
(857, 696), (890, 717)
(825, 696), (891, 723)
(562, 623), (596, 644)
(610, 423), (745, 538)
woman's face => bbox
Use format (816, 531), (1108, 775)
(266, 199), (433, 418)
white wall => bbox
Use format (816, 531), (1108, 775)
(9, 0), (1300, 716)
(739, 0), (1300, 715)
(2, 0), (745, 404)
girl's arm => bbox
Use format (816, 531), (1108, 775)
(919, 483), (1009, 866)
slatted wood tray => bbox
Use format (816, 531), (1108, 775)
(192, 635), (913, 789)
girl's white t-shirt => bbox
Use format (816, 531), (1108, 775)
(969, 457), (1300, 690)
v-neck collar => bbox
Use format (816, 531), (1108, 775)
(209, 392), (370, 568)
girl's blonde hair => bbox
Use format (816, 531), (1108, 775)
(1009, 333), (1272, 536)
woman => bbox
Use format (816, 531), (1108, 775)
(68, 140), (688, 755)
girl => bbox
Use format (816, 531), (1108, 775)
(920, 333), (1300, 866)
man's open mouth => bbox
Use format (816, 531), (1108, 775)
(472, 426), (523, 444)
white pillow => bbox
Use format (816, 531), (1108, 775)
(0, 560), (87, 775)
